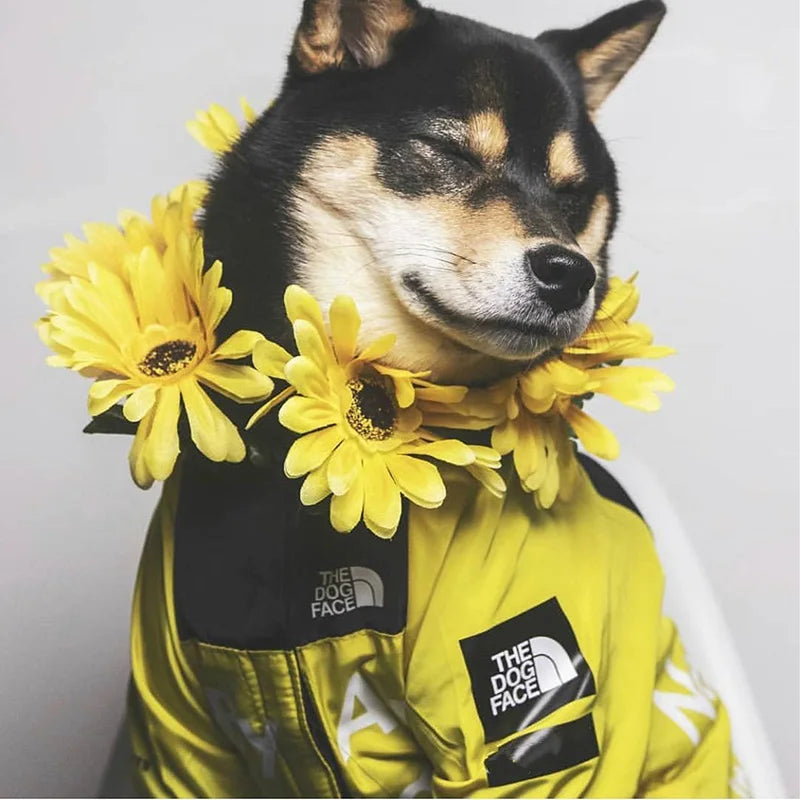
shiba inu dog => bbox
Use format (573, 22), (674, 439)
(203, 0), (666, 386)
(124, 4), (744, 798)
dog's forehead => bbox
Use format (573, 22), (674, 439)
(397, 34), (577, 150)
(430, 15), (573, 107)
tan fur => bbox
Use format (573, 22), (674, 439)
(576, 192), (611, 259)
(293, 0), (346, 74)
(466, 111), (509, 163)
(294, 0), (416, 73)
(577, 20), (659, 111)
(289, 134), (561, 382)
(547, 131), (587, 186)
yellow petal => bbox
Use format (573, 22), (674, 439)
(253, 339), (292, 379)
(208, 103), (240, 142)
(213, 330), (265, 360)
(399, 439), (475, 466)
(467, 464), (507, 498)
(537, 465), (560, 509)
(518, 369), (554, 403)
(592, 366), (674, 411)
(123, 384), (158, 422)
(180, 380), (228, 462)
(215, 406), (247, 464)
(329, 295), (360, 364)
(293, 319), (329, 371)
(357, 333), (396, 362)
(519, 390), (557, 416)
(186, 118), (227, 153)
(535, 426), (560, 510)
(386, 455), (446, 508)
(246, 386), (296, 429)
(512, 414), (544, 484)
(285, 426), (343, 479)
(491, 419), (518, 455)
(544, 359), (596, 395)
(284, 356), (330, 400)
(419, 410), (502, 431)
(128, 409), (155, 490)
(130, 246), (168, 327)
(327, 438), (361, 496)
(144, 384), (181, 481)
(393, 377), (415, 409)
(47, 312), (127, 374)
(88, 379), (135, 417)
(414, 384), (469, 404)
(300, 461), (333, 506)
(362, 458), (402, 537)
(284, 285), (330, 355)
(330, 472), (364, 534)
(279, 396), (338, 434)
(394, 405), (423, 434)
(563, 404), (620, 460)
(197, 362), (274, 403)
(470, 445), (503, 469)
(240, 97), (257, 124)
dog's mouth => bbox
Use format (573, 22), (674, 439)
(400, 273), (595, 362)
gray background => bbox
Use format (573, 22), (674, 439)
(0, 0), (797, 796)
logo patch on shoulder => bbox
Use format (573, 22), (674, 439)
(459, 597), (596, 743)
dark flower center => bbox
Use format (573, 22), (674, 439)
(138, 340), (197, 378)
(345, 377), (396, 441)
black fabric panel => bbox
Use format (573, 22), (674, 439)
(173, 456), (408, 650)
(485, 714), (599, 786)
(577, 453), (643, 520)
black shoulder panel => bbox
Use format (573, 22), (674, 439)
(173, 457), (408, 650)
(577, 453), (644, 520)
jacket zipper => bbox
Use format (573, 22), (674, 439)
(295, 656), (349, 797)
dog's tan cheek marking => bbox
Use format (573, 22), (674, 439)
(576, 192), (611, 260)
(297, 133), (382, 208)
(466, 110), (508, 163)
(547, 131), (587, 186)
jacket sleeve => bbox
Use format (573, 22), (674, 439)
(127, 480), (262, 798)
(638, 618), (741, 798)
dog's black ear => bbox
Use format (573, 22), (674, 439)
(538, 0), (666, 112)
(291, 0), (421, 74)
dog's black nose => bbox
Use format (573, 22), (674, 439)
(527, 246), (596, 312)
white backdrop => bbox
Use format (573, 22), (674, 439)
(0, 0), (797, 796)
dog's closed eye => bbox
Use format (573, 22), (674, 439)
(411, 135), (484, 171)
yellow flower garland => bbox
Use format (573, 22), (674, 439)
(35, 98), (674, 538)
(37, 184), (272, 488)
(415, 276), (674, 508)
(246, 286), (501, 538)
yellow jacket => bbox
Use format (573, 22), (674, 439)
(129, 456), (739, 797)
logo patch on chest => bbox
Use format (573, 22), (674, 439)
(460, 598), (596, 743)
(310, 566), (385, 619)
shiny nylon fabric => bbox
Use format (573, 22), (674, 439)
(129, 466), (738, 797)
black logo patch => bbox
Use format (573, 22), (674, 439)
(459, 598), (595, 743)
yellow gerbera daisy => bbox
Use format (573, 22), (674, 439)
(38, 197), (273, 489)
(36, 182), (207, 307)
(247, 286), (502, 538)
(418, 275), (674, 509)
(187, 98), (257, 154)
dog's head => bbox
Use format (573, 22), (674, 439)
(203, 0), (666, 383)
